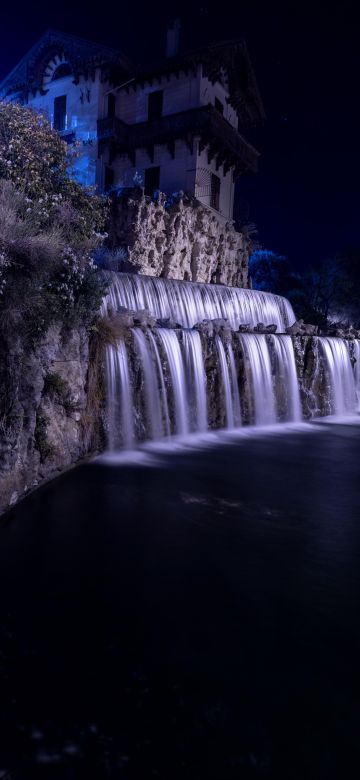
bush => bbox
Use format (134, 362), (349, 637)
(43, 372), (76, 414)
(93, 245), (129, 272)
(0, 102), (109, 340)
(34, 410), (56, 462)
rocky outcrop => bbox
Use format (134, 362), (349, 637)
(292, 335), (338, 418)
(286, 319), (319, 336)
(108, 190), (250, 287)
(0, 326), (105, 514)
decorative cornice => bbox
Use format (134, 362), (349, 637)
(0, 29), (133, 99)
(130, 39), (265, 128)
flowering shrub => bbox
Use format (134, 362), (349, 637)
(0, 102), (109, 338)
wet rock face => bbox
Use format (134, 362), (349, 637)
(292, 336), (333, 418)
(0, 326), (105, 514)
(108, 191), (250, 288)
(327, 325), (360, 339)
(286, 320), (319, 336)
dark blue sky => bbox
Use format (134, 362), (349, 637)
(1, 0), (358, 269)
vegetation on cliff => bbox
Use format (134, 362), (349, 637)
(0, 101), (108, 339)
(250, 248), (360, 328)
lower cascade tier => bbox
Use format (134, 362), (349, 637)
(105, 330), (360, 450)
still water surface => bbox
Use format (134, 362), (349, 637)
(0, 423), (360, 778)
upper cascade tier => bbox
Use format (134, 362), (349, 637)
(104, 272), (296, 332)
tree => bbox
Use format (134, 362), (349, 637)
(289, 259), (352, 327)
(250, 247), (360, 327)
(0, 102), (108, 338)
(249, 249), (298, 297)
(0, 101), (105, 239)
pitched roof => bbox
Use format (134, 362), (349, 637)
(132, 39), (265, 127)
(0, 31), (264, 128)
(0, 29), (133, 98)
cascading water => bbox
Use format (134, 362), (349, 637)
(104, 272), (295, 332)
(182, 330), (208, 432)
(270, 335), (302, 422)
(156, 329), (189, 436)
(239, 334), (276, 425)
(103, 274), (360, 451)
(228, 342), (242, 427)
(319, 337), (356, 415)
(147, 331), (171, 437)
(353, 340), (360, 411)
(132, 329), (164, 439)
(106, 341), (134, 450)
(215, 336), (235, 428)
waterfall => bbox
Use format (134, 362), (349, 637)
(106, 341), (134, 449)
(104, 272), (295, 331)
(270, 335), (302, 422)
(228, 342), (242, 427)
(182, 330), (208, 432)
(156, 329), (189, 436)
(319, 337), (356, 415)
(353, 340), (360, 412)
(215, 336), (235, 428)
(148, 331), (171, 436)
(102, 273), (360, 452)
(132, 329), (164, 439)
(239, 334), (276, 425)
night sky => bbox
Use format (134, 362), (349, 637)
(1, 0), (359, 270)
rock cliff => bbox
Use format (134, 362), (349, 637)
(0, 326), (105, 514)
(109, 190), (250, 287)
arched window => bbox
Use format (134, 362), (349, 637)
(51, 62), (72, 81)
(42, 55), (72, 88)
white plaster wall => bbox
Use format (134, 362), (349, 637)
(19, 62), (237, 216)
(115, 67), (202, 124)
(105, 137), (234, 220)
(199, 73), (238, 128)
(195, 145), (235, 221)
(110, 139), (197, 194)
(115, 68), (238, 129)
(26, 70), (108, 187)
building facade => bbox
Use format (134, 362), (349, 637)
(0, 26), (264, 222)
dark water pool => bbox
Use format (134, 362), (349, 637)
(1, 424), (360, 778)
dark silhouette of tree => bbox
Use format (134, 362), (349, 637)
(250, 247), (360, 327)
(249, 250), (298, 296)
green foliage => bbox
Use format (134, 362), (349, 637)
(0, 101), (106, 239)
(43, 372), (77, 415)
(289, 258), (353, 327)
(93, 245), (129, 272)
(0, 102), (109, 340)
(34, 410), (55, 462)
(43, 371), (69, 398)
(249, 250), (294, 295)
(250, 247), (360, 327)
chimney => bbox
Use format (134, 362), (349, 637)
(166, 19), (181, 58)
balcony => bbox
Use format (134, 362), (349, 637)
(97, 105), (259, 176)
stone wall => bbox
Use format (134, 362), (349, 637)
(0, 325), (105, 515)
(109, 191), (250, 288)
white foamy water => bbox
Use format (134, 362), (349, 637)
(103, 275), (359, 452)
(104, 272), (295, 332)
(319, 337), (356, 415)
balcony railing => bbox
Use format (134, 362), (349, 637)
(97, 105), (259, 174)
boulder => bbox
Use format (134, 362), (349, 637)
(133, 310), (157, 328)
(286, 319), (318, 336)
(156, 317), (181, 329)
(194, 320), (214, 337)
